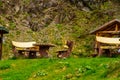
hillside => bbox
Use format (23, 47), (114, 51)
(0, 58), (120, 80)
(0, 0), (120, 59)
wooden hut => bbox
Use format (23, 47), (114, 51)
(0, 26), (9, 60)
(90, 19), (120, 57)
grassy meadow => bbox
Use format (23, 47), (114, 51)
(0, 1), (120, 80)
(0, 58), (120, 80)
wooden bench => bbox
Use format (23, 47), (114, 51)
(12, 41), (39, 58)
(56, 40), (73, 58)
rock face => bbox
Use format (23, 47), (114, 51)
(0, 0), (76, 31)
(0, 0), (107, 31)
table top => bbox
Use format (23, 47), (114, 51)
(33, 43), (55, 47)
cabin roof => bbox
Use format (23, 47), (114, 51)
(0, 26), (9, 34)
(90, 19), (120, 34)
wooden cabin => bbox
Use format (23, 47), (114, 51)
(90, 19), (120, 57)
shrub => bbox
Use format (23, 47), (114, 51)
(0, 63), (11, 70)
(34, 70), (48, 78)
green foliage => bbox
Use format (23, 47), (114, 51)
(0, 63), (11, 70)
(0, 58), (119, 80)
(34, 70), (48, 78)
(58, 61), (70, 68)
(26, 30), (33, 34)
(101, 2), (113, 10)
(0, 17), (5, 25)
(102, 61), (120, 78)
(9, 21), (16, 30)
(16, 31), (21, 35)
(23, 0), (31, 5)
(56, 24), (63, 29)
(0, 1), (3, 7)
(111, 0), (120, 3)
(77, 65), (93, 73)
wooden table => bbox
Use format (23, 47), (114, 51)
(14, 49), (38, 59)
(33, 43), (55, 57)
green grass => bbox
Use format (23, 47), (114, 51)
(0, 58), (120, 80)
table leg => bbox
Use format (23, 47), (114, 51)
(29, 51), (37, 58)
(39, 47), (49, 57)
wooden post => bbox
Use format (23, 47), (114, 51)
(98, 47), (103, 57)
(95, 34), (99, 55)
(0, 33), (3, 60)
(115, 24), (119, 47)
(115, 24), (118, 32)
(97, 42), (103, 57)
(94, 41), (98, 54)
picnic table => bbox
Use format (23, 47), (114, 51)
(33, 43), (55, 57)
(12, 41), (39, 58)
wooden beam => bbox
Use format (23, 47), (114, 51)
(115, 24), (118, 32)
(100, 46), (120, 49)
(98, 31), (120, 34)
(0, 33), (3, 60)
(96, 33), (99, 36)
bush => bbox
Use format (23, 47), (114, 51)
(0, 63), (11, 70)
